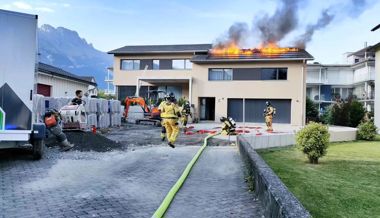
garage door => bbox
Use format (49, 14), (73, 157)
(227, 99), (291, 123)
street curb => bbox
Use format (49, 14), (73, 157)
(237, 136), (311, 218)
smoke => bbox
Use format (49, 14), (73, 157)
(213, 0), (370, 49)
(214, 22), (249, 48)
(294, 9), (334, 49)
(256, 0), (302, 45)
(348, 0), (367, 17)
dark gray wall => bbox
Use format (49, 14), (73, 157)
(139, 59), (153, 70)
(159, 59), (172, 70)
(233, 68), (261, 80)
(227, 99), (243, 122)
(228, 98), (291, 123)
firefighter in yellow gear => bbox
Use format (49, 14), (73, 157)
(220, 116), (236, 135)
(264, 101), (275, 132)
(180, 101), (192, 132)
(160, 93), (181, 148)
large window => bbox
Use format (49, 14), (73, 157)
(261, 68), (287, 80)
(153, 60), (160, 70)
(172, 59), (192, 70)
(185, 59), (192, 69)
(209, 69), (233, 81)
(121, 60), (140, 70)
(172, 60), (185, 69)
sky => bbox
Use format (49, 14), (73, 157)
(1, 0), (380, 64)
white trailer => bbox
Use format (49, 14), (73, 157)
(0, 9), (45, 159)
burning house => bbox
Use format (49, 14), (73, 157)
(108, 43), (313, 125)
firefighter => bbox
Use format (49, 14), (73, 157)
(220, 116), (236, 135)
(181, 101), (192, 132)
(161, 93), (181, 148)
(158, 94), (169, 141)
(264, 101), (275, 132)
(44, 109), (74, 151)
(71, 90), (83, 105)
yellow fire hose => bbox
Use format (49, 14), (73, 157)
(151, 132), (220, 218)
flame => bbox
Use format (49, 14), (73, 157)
(210, 42), (299, 57)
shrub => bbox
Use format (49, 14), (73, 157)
(357, 121), (378, 141)
(306, 97), (319, 123)
(349, 100), (366, 127)
(296, 122), (330, 164)
(320, 105), (333, 125)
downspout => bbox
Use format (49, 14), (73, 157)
(301, 60), (306, 126)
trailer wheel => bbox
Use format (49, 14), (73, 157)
(32, 139), (44, 160)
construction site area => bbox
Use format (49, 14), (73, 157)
(0, 122), (266, 218)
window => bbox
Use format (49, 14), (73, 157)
(172, 60), (185, 69)
(261, 68), (287, 80)
(153, 60), (160, 70)
(278, 68), (287, 80)
(209, 69), (233, 81)
(185, 59), (192, 69)
(261, 68), (278, 80)
(121, 60), (140, 70)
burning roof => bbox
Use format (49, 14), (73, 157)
(192, 43), (313, 63)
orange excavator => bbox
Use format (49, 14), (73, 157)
(124, 90), (166, 125)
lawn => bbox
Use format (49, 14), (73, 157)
(257, 138), (380, 218)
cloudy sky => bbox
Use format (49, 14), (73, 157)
(1, 0), (380, 63)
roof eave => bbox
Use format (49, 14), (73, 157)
(192, 57), (314, 63)
(108, 50), (209, 55)
(38, 69), (97, 86)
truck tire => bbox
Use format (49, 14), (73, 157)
(32, 139), (44, 160)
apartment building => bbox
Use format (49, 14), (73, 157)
(108, 44), (313, 125)
(306, 46), (376, 113)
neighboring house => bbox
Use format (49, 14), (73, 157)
(306, 46), (376, 113)
(108, 44), (313, 125)
(37, 62), (98, 97)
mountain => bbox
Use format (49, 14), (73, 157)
(38, 24), (112, 89)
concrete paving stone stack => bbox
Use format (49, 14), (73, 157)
(96, 99), (110, 128)
(109, 100), (122, 126)
(127, 106), (144, 123)
(87, 114), (98, 127)
(32, 95), (122, 129)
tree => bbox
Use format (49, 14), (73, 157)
(306, 97), (319, 123)
(97, 90), (116, 100)
(349, 100), (366, 127)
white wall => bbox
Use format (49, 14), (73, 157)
(375, 49), (380, 132)
(37, 72), (91, 98)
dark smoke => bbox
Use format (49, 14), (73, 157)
(294, 9), (334, 49)
(213, 0), (369, 49)
(348, 0), (367, 17)
(214, 22), (249, 48)
(256, 0), (302, 45)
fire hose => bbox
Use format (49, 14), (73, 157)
(151, 132), (220, 218)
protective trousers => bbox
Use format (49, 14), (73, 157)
(163, 118), (179, 144)
(181, 114), (188, 127)
(161, 120), (166, 139)
(265, 115), (273, 131)
(49, 124), (67, 142)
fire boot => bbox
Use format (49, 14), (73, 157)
(60, 139), (74, 151)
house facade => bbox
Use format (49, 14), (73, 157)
(306, 46), (376, 113)
(37, 62), (98, 97)
(108, 44), (313, 126)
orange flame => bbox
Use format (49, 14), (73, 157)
(211, 42), (299, 57)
